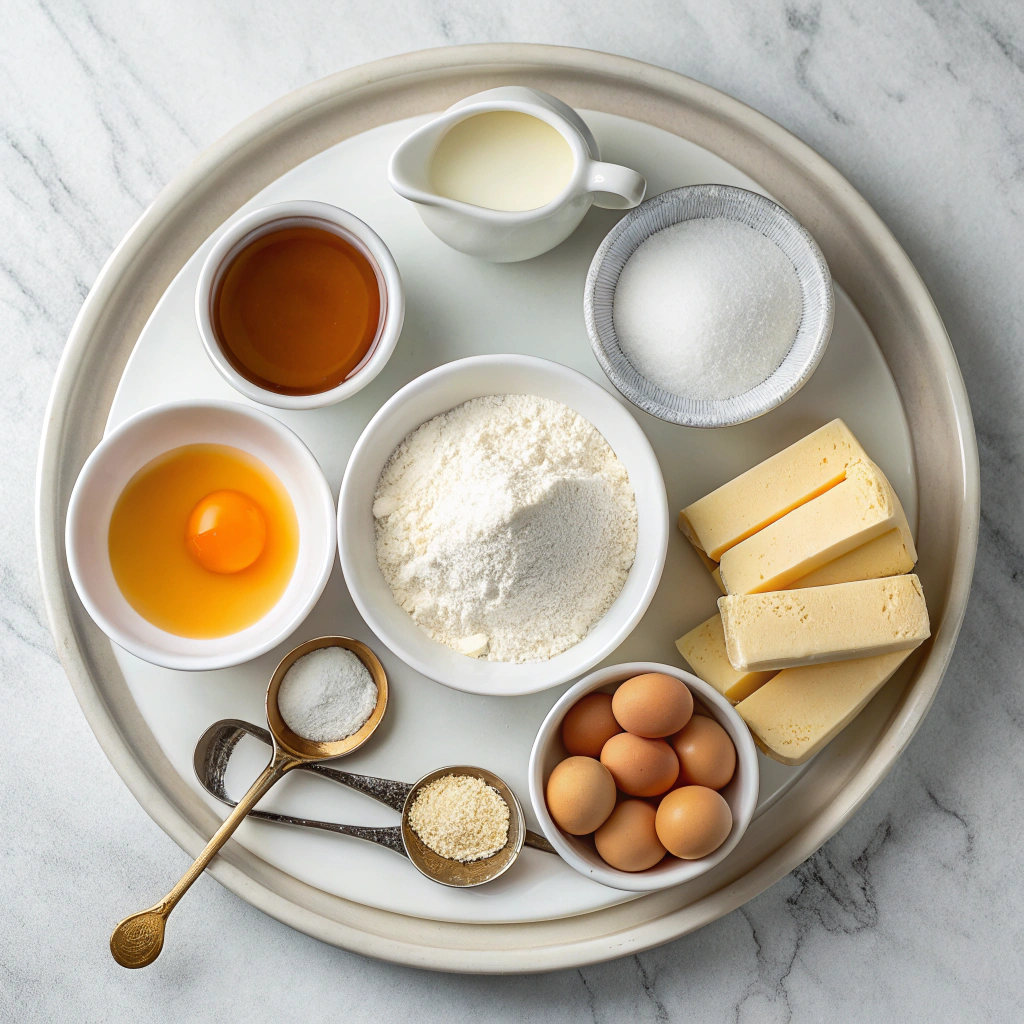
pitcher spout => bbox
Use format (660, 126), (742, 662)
(388, 119), (448, 207)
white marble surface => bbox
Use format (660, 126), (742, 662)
(2, 2), (1021, 1020)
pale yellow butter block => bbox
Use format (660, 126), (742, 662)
(735, 648), (915, 765)
(888, 481), (919, 566)
(676, 615), (777, 703)
(711, 566), (726, 595)
(681, 532), (727, 592)
(679, 419), (868, 560)
(787, 528), (914, 589)
(718, 460), (896, 595)
(719, 574), (930, 671)
(692, 542), (720, 574)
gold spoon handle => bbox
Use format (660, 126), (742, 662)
(166, 751), (295, 903)
(110, 749), (299, 968)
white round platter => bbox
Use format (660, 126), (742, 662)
(36, 44), (978, 973)
(95, 110), (916, 926)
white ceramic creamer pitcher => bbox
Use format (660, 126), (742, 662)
(389, 88), (647, 262)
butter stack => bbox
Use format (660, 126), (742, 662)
(675, 420), (930, 766)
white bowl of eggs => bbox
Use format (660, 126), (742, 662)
(65, 400), (336, 671)
(528, 662), (759, 891)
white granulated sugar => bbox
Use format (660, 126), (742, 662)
(613, 218), (803, 401)
(277, 647), (378, 742)
(373, 394), (638, 664)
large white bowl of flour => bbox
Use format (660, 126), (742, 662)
(339, 355), (668, 695)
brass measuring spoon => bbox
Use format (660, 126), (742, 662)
(193, 718), (557, 889)
(109, 637), (388, 969)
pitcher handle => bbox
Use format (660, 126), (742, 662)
(587, 161), (647, 210)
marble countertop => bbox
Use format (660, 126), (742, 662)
(3, 2), (1022, 1021)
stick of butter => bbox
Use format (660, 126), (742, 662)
(888, 481), (919, 566)
(690, 471), (916, 591)
(718, 460), (897, 594)
(692, 544), (719, 574)
(735, 648), (916, 765)
(786, 528), (914, 589)
(679, 419), (868, 560)
(676, 615), (777, 703)
(685, 541), (726, 592)
(702, 525), (912, 594)
(719, 574), (930, 671)
(711, 566), (726, 594)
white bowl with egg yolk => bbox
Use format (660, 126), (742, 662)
(65, 400), (336, 671)
(528, 662), (759, 891)
(338, 354), (669, 696)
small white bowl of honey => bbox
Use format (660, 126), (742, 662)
(195, 200), (405, 410)
(65, 400), (336, 670)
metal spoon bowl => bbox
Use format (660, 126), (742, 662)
(110, 636), (388, 969)
(194, 719), (411, 812)
(400, 765), (525, 888)
(266, 636), (389, 760)
(193, 718), (555, 888)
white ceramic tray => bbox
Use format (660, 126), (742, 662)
(37, 45), (978, 972)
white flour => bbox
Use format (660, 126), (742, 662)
(373, 395), (638, 663)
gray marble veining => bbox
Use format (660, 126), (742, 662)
(2, 1), (1022, 1021)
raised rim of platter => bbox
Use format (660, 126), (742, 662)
(35, 43), (978, 974)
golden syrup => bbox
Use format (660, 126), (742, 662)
(214, 224), (381, 395)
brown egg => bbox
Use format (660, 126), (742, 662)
(595, 799), (666, 872)
(655, 786), (733, 860)
(600, 732), (679, 797)
(670, 715), (737, 790)
(545, 756), (616, 835)
(561, 692), (622, 757)
(611, 673), (694, 738)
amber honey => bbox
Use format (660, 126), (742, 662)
(213, 224), (381, 395)
(108, 444), (299, 638)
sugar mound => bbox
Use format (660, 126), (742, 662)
(613, 218), (802, 401)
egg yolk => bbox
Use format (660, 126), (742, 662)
(186, 489), (267, 573)
(110, 444), (298, 638)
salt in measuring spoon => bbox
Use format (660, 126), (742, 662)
(109, 636), (388, 969)
(194, 718), (556, 888)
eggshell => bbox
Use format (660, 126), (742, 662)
(611, 673), (694, 738)
(561, 692), (622, 757)
(545, 756), (616, 835)
(600, 732), (679, 797)
(670, 715), (737, 790)
(655, 785), (733, 860)
(594, 799), (666, 872)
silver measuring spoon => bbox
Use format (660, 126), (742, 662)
(193, 719), (556, 889)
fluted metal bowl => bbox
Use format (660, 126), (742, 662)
(584, 184), (834, 427)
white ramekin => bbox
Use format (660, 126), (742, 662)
(529, 662), (760, 891)
(65, 400), (336, 671)
(338, 355), (669, 696)
(195, 200), (404, 410)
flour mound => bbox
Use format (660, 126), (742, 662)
(372, 395), (638, 663)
